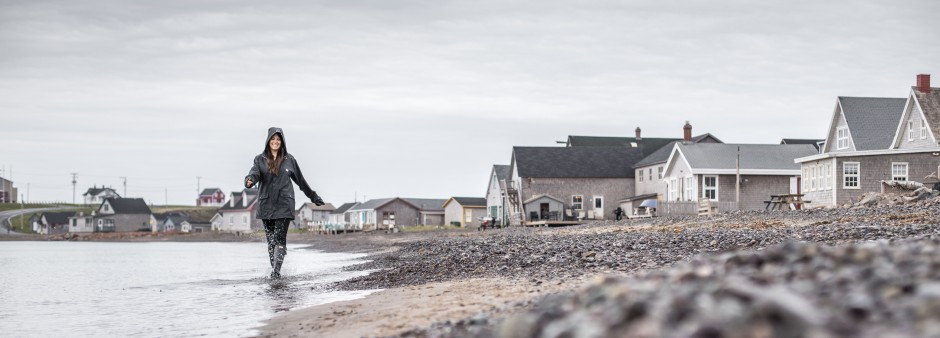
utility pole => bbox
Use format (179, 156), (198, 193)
(165, 188), (168, 207)
(196, 176), (202, 197)
(71, 173), (79, 204)
(120, 177), (127, 197)
(27, 183), (29, 203)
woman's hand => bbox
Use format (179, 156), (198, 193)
(245, 178), (253, 188)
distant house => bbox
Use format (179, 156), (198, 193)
(506, 146), (644, 225)
(632, 123), (724, 203)
(181, 212), (213, 233)
(34, 211), (74, 235)
(0, 176), (16, 203)
(196, 188), (226, 207)
(796, 74), (940, 207)
(443, 197), (487, 228)
(216, 189), (261, 233)
(95, 198), (153, 232)
(485, 165), (510, 226)
(210, 213), (224, 231)
(83, 186), (120, 205)
(296, 202), (336, 229)
(163, 213), (189, 232)
(328, 202), (359, 230)
(347, 198), (446, 231)
(67, 212), (95, 233)
(659, 143), (817, 211)
(781, 138), (825, 152)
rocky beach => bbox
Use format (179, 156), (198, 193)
(258, 195), (940, 337)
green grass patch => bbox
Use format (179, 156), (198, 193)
(0, 204), (54, 212)
(7, 212), (37, 234)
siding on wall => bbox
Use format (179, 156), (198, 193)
(800, 158), (837, 207)
(520, 177), (632, 218)
(522, 196), (565, 220)
(897, 104), (937, 149)
(444, 202), (463, 226)
(835, 153), (940, 205)
(826, 110), (857, 153)
(634, 164), (667, 197)
(486, 173), (506, 222)
(98, 214), (151, 232)
(712, 175), (793, 210)
(375, 199), (420, 228)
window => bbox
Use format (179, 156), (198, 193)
(637, 170), (643, 182)
(668, 179), (677, 201)
(71, 219), (76, 227)
(922, 119), (928, 139)
(229, 216), (233, 224)
(703, 176), (718, 200)
(908, 121), (915, 141)
(594, 197), (604, 211)
(811, 166), (818, 191)
(103, 204), (110, 212)
(843, 162), (860, 189)
(892, 163), (908, 181)
(837, 127), (850, 150)
(242, 215), (248, 224)
(572, 195), (583, 210)
(826, 163), (833, 189)
(464, 209), (472, 223)
(684, 177), (693, 201)
(658, 166), (664, 179)
(648, 169), (653, 182)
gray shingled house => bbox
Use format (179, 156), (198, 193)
(796, 75), (940, 207)
(34, 211), (74, 235)
(507, 146), (645, 225)
(485, 164), (510, 226)
(443, 197), (487, 228)
(659, 143), (817, 212)
(631, 123), (724, 206)
(347, 197), (446, 231)
(94, 198), (153, 232)
(296, 202), (336, 229)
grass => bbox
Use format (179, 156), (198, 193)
(0, 204), (55, 212)
(7, 212), (37, 234)
(401, 225), (463, 233)
(150, 206), (219, 222)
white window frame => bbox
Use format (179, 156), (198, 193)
(891, 162), (908, 182)
(809, 166), (816, 191)
(922, 119), (928, 139)
(684, 177), (694, 201)
(637, 170), (643, 182)
(843, 162), (860, 189)
(229, 215), (233, 224)
(826, 163), (833, 190)
(648, 169), (653, 182)
(836, 127), (850, 150)
(593, 196), (603, 210)
(572, 195), (583, 210)
(668, 178), (677, 201)
(242, 214), (248, 225)
(703, 175), (718, 201)
(908, 121), (915, 141)
(658, 166), (664, 179)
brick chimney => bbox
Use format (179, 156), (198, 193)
(683, 121), (692, 142)
(635, 127), (642, 140)
(917, 74), (931, 93)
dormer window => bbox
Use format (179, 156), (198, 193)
(630, 142), (638, 147)
(908, 121), (915, 141)
(836, 127), (850, 150)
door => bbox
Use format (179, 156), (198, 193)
(540, 203), (549, 219)
(790, 177), (799, 194)
(593, 197), (604, 219)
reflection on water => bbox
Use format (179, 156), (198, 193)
(0, 242), (375, 337)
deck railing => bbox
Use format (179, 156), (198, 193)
(659, 200), (739, 216)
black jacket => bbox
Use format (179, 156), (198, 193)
(245, 127), (322, 220)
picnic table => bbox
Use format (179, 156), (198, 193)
(764, 194), (810, 210)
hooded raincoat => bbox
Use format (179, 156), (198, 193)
(245, 127), (321, 220)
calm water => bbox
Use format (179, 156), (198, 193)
(0, 241), (376, 337)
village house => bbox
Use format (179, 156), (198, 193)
(215, 189), (261, 233)
(327, 202), (359, 230)
(485, 165), (510, 226)
(630, 123), (724, 208)
(33, 211), (74, 234)
(162, 213), (189, 232)
(94, 197), (153, 232)
(657, 143), (818, 212)
(83, 186), (120, 205)
(296, 202), (335, 229)
(506, 146), (644, 225)
(67, 212), (95, 233)
(346, 198), (446, 231)
(0, 176), (16, 203)
(180, 212), (213, 233)
(196, 188), (226, 207)
(443, 197), (487, 228)
(796, 75), (940, 207)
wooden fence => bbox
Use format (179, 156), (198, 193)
(659, 200), (739, 216)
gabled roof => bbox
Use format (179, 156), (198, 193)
(199, 188), (222, 196)
(837, 96), (907, 151)
(910, 86), (940, 142)
(298, 202), (336, 212)
(166, 214), (189, 225)
(402, 198), (447, 212)
(566, 134), (721, 157)
(671, 143), (817, 174)
(522, 194), (564, 204)
(218, 192), (258, 211)
(84, 186), (119, 197)
(513, 146), (644, 178)
(331, 202), (360, 214)
(42, 211), (75, 225)
(493, 165), (510, 182)
(443, 197), (487, 208)
(102, 198), (151, 214)
(633, 140), (681, 168)
(348, 198), (396, 211)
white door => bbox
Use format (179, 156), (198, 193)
(789, 177), (799, 194)
(593, 197), (604, 220)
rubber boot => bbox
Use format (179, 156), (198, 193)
(271, 245), (286, 279)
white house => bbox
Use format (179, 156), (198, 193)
(216, 189), (261, 233)
(67, 212), (95, 233)
(83, 186), (120, 205)
(328, 202), (359, 230)
(296, 202), (335, 229)
(485, 164), (510, 226)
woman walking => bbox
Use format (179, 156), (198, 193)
(245, 127), (324, 279)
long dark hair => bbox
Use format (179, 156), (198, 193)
(265, 136), (285, 175)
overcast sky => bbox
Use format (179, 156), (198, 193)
(1, 0), (938, 207)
